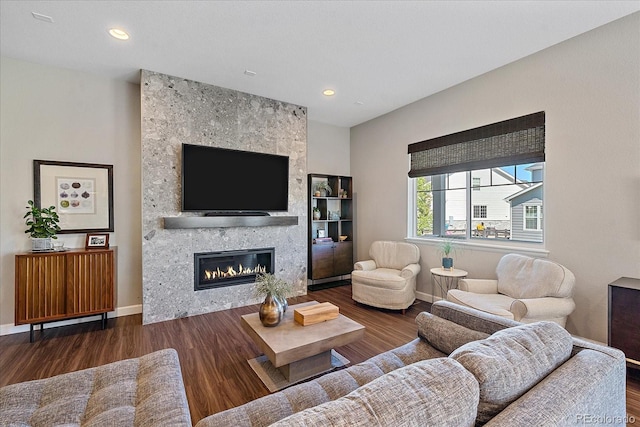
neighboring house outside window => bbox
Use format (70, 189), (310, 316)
(473, 205), (487, 219)
(503, 164), (544, 242)
(524, 205), (542, 230)
(472, 177), (481, 191)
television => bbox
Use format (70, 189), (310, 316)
(181, 144), (289, 213)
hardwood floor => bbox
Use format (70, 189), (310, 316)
(1, 285), (638, 425)
(628, 368), (640, 423)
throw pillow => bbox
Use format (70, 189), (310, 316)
(271, 358), (479, 427)
(449, 321), (572, 425)
(416, 312), (489, 355)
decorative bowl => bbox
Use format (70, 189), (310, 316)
(339, 235), (348, 242)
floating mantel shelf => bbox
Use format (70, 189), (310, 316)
(163, 216), (299, 229)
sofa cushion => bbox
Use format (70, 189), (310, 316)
(270, 358), (479, 427)
(447, 290), (516, 319)
(0, 349), (192, 427)
(416, 311), (489, 355)
(351, 268), (407, 290)
(484, 348), (627, 426)
(450, 321), (572, 425)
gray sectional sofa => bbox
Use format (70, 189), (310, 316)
(0, 347), (192, 426)
(199, 301), (627, 426)
(0, 301), (627, 426)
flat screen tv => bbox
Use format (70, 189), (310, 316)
(182, 144), (289, 213)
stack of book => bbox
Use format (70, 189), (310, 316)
(314, 237), (333, 244)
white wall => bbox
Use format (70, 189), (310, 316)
(0, 57), (142, 330)
(350, 13), (640, 342)
(307, 120), (350, 176)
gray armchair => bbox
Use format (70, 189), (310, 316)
(351, 241), (421, 313)
(447, 253), (576, 327)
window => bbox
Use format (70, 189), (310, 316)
(473, 205), (487, 218)
(408, 111), (545, 244)
(524, 205), (542, 230)
(411, 164), (543, 242)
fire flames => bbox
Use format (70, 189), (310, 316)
(203, 263), (267, 281)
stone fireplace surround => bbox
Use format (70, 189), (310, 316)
(141, 70), (307, 325)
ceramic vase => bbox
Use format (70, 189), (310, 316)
(259, 293), (283, 327)
(276, 295), (288, 312)
(442, 257), (454, 270)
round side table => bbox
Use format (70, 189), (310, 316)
(430, 267), (468, 300)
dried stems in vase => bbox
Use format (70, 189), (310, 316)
(253, 273), (293, 300)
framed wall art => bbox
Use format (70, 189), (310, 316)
(34, 160), (114, 234)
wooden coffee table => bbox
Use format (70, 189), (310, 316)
(241, 301), (365, 389)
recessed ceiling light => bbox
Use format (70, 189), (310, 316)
(108, 28), (129, 40)
(355, 101), (364, 105)
(323, 89), (335, 96)
(244, 70), (257, 77)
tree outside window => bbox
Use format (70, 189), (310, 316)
(415, 177), (433, 235)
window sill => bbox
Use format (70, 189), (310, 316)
(405, 236), (549, 258)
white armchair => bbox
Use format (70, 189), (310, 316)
(447, 254), (576, 327)
(351, 241), (421, 313)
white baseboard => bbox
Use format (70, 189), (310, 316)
(415, 291), (444, 304)
(0, 304), (142, 336)
(113, 304), (142, 317)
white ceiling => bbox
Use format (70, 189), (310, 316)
(1, 1), (638, 127)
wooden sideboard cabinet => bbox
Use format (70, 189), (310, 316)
(608, 277), (640, 368)
(15, 248), (115, 342)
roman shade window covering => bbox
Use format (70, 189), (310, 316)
(408, 111), (545, 178)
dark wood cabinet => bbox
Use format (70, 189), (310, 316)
(608, 277), (640, 367)
(308, 174), (354, 285)
(311, 244), (335, 280)
(333, 242), (354, 275)
(311, 242), (353, 280)
(15, 248), (115, 341)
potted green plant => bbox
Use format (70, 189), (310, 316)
(312, 207), (321, 220)
(24, 200), (61, 251)
(440, 240), (456, 270)
(314, 182), (332, 197)
(254, 273), (293, 327)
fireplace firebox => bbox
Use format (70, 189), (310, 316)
(194, 248), (274, 291)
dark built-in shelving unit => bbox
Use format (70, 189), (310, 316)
(308, 174), (354, 289)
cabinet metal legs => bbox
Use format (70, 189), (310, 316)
(29, 323), (43, 343)
(28, 314), (109, 343)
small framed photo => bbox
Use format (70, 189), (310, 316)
(85, 233), (110, 249)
